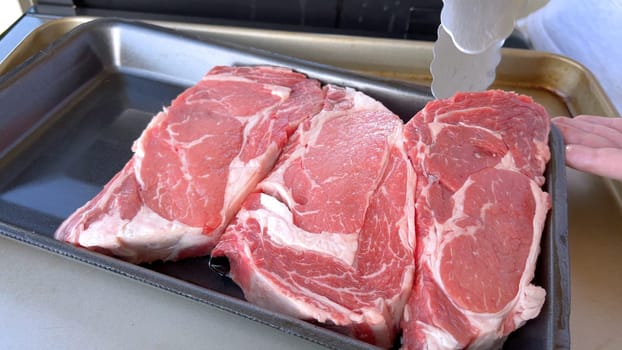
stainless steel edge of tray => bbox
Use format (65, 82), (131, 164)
(2, 14), (622, 350)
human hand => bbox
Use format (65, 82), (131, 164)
(551, 115), (622, 181)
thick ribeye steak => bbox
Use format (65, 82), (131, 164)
(55, 66), (324, 263)
(401, 90), (551, 349)
(211, 85), (416, 348)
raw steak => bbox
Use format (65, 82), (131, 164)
(55, 66), (324, 264)
(210, 85), (416, 348)
(401, 90), (551, 349)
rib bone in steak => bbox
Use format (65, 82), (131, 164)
(211, 85), (416, 348)
(54, 66), (324, 264)
(401, 90), (551, 349)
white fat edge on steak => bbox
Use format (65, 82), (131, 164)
(401, 302), (461, 350)
(244, 193), (359, 265)
(432, 106), (497, 124)
(224, 141), (281, 207)
(201, 67), (293, 79)
(360, 117), (411, 240)
(244, 261), (392, 337)
(348, 86), (389, 112)
(397, 137), (418, 256)
(506, 179), (548, 327)
(244, 264), (357, 325)
(417, 322), (462, 350)
(532, 137), (550, 186)
(78, 203), (204, 263)
(56, 201), (86, 243)
(201, 73), (293, 100)
(370, 129), (418, 326)
(221, 83), (294, 225)
(388, 143), (417, 324)
(236, 213), (389, 329)
(427, 121), (507, 149)
(55, 162), (132, 244)
(132, 110), (167, 188)
(383, 126), (418, 283)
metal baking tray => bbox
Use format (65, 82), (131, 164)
(0, 19), (568, 349)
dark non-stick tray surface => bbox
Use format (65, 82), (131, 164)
(0, 19), (569, 350)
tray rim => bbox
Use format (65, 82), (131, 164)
(1, 15), (619, 119)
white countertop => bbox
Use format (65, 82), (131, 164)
(0, 235), (325, 350)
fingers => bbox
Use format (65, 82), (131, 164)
(574, 115), (622, 133)
(552, 116), (622, 149)
(552, 115), (622, 180)
(565, 144), (622, 181)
